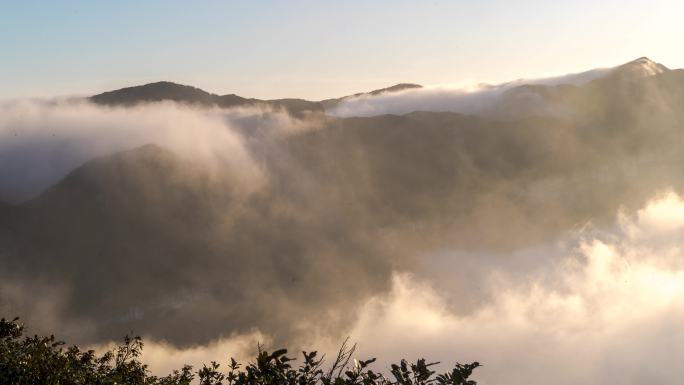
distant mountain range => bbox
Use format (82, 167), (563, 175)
(88, 57), (670, 117)
(90, 80), (423, 117)
(2, 57), (684, 347)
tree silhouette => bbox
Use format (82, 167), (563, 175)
(0, 318), (479, 385)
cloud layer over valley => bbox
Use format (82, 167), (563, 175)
(346, 192), (684, 385)
(97, 192), (684, 385)
(1, 57), (684, 384)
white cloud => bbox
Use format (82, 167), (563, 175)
(121, 191), (684, 384)
(337, 191), (684, 385)
(327, 67), (612, 118)
(88, 331), (266, 378)
(0, 100), (307, 202)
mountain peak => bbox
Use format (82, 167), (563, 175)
(630, 56), (657, 65)
(614, 57), (669, 78)
(90, 81), (217, 106)
(367, 83), (422, 96)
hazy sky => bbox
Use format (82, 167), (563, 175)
(2, 0), (683, 100)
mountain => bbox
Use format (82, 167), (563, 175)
(611, 56), (669, 79)
(323, 57), (682, 118)
(367, 83), (422, 95)
(0, 143), (391, 346)
(2, 145), (244, 344)
(488, 57), (681, 119)
(90, 81), (320, 116)
(90, 81), (225, 106)
(89, 81), (423, 117)
(88, 58), (671, 119)
(319, 83), (422, 108)
(5, 56), (684, 347)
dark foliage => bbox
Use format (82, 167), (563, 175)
(0, 318), (479, 385)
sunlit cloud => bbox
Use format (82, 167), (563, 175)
(0, 99), (307, 202)
(340, 192), (684, 384)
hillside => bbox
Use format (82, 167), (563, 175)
(89, 81), (424, 117)
(3, 57), (684, 349)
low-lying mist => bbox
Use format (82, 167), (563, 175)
(93, 192), (684, 385)
(0, 99), (283, 203)
(345, 192), (684, 385)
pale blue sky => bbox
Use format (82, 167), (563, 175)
(1, 0), (683, 100)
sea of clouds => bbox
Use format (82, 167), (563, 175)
(127, 192), (684, 385)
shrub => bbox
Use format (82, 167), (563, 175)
(0, 318), (479, 385)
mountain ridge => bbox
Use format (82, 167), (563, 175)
(89, 81), (424, 116)
(87, 57), (678, 119)
(5, 59), (684, 346)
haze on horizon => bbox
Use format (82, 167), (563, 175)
(2, 0), (684, 100)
